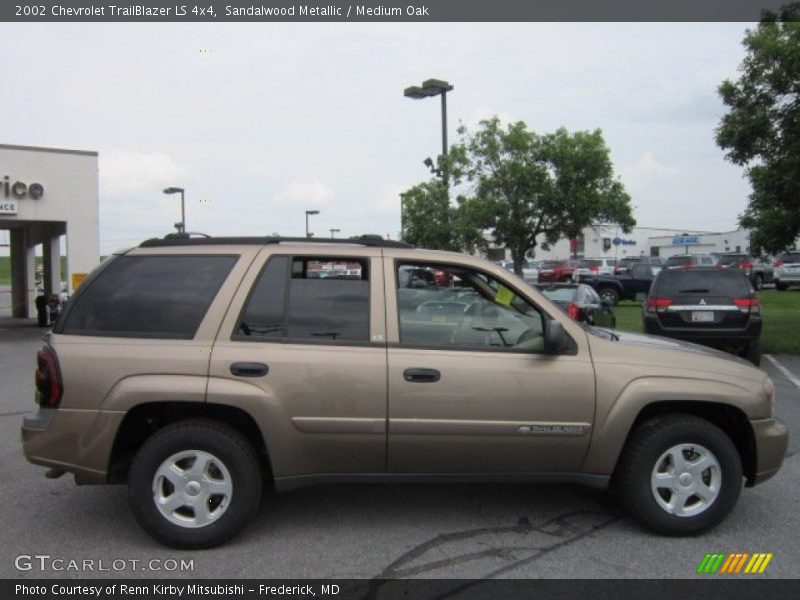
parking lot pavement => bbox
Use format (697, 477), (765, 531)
(1, 322), (798, 580)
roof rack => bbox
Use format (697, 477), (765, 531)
(139, 234), (413, 249)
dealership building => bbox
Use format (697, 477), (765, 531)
(0, 143), (99, 318)
(490, 224), (752, 262)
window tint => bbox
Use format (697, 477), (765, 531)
(62, 255), (237, 338)
(288, 258), (370, 342)
(666, 256), (692, 266)
(237, 256), (288, 339)
(236, 256), (370, 343)
(652, 270), (751, 297)
(778, 252), (800, 263)
(397, 263), (545, 351)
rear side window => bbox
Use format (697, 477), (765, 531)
(652, 270), (751, 297)
(236, 256), (370, 343)
(61, 255), (237, 338)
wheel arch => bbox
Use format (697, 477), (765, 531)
(621, 402), (756, 485)
(107, 401), (272, 484)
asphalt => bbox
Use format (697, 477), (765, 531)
(0, 319), (798, 580)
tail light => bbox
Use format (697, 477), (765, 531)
(739, 261), (752, 271)
(646, 297), (673, 313)
(774, 259), (784, 267)
(734, 298), (761, 314)
(590, 264), (598, 272)
(568, 302), (579, 319)
(35, 345), (63, 408)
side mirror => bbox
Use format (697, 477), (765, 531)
(544, 319), (568, 354)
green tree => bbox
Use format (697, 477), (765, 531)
(400, 177), (489, 253)
(452, 117), (635, 275)
(400, 179), (455, 251)
(716, 4), (800, 253)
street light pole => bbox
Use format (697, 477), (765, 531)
(305, 210), (320, 238)
(404, 78), (453, 189)
(163, 187), (186, 233)
(399, 193), (407, 241)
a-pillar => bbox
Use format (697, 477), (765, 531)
(10, 228), (35, 318)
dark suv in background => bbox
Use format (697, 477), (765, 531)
(643, 268), (762, 364)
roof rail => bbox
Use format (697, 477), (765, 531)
(139, 234), (413, 249)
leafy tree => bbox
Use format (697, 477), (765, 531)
(716, 4), (800, 253)
(400, 178), (489, 253)
(400, 179), (456, 251)
(451, 118), (635, 275)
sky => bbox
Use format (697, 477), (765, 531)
(0, 22), (755, 255)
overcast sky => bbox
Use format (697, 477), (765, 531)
(1, 22), (754, 254)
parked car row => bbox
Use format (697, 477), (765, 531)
(517, 251), (796, 292)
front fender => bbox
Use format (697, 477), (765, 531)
(581, 376), (760, 475)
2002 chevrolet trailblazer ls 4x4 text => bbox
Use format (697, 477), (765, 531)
(22, 235), (788, 548)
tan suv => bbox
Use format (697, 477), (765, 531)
(22, 235), (788, 548)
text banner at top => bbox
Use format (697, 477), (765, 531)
(1, 0), (791, 22)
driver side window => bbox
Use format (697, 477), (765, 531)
(396, 262), (545, 351)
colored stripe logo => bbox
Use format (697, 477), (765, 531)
(697, 553), (773, 574)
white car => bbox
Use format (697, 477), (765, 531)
(498, 259), (539, 281)
(774, 251), (800, 290)
(572, 258), (617, 281)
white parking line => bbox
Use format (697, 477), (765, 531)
(765, 354), (800, 390)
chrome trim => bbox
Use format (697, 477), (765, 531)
(665, 305), (738, 312)
(390, 419), (592, 436)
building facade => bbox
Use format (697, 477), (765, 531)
(0, 144), (99, 318)
(488, 224), (752, 262)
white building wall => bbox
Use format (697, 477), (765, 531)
(0, 144), (99, 316)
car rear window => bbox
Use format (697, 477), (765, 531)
(60, 255), (237, 338)
(778, 252), (800, 263)
(651, 269), (751, 297)
(716, 255), (747, 267)
(666, 256), (692, 267)
(577, 259), (601, 268)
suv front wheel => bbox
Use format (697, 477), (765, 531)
(615, 415), (742, 536)
(128, 419), (262, 549)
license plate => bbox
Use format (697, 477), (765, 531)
(786, 267), (799, 273)
(691, 311), (714, 322)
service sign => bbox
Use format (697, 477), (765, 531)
(0, 199), (18, 214)
(0, 175), (45, 215)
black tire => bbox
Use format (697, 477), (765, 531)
(744, 338), (762, 366)
(752, 274), (764, 291)
(128, 419), (262, 549)
(615, 414), (742, 536)
(775, 280), (787, 291)
(598, 286), (620, 306)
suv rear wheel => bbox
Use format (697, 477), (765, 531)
(615, 415), (742, 536)
(128, 419), (262, 549)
